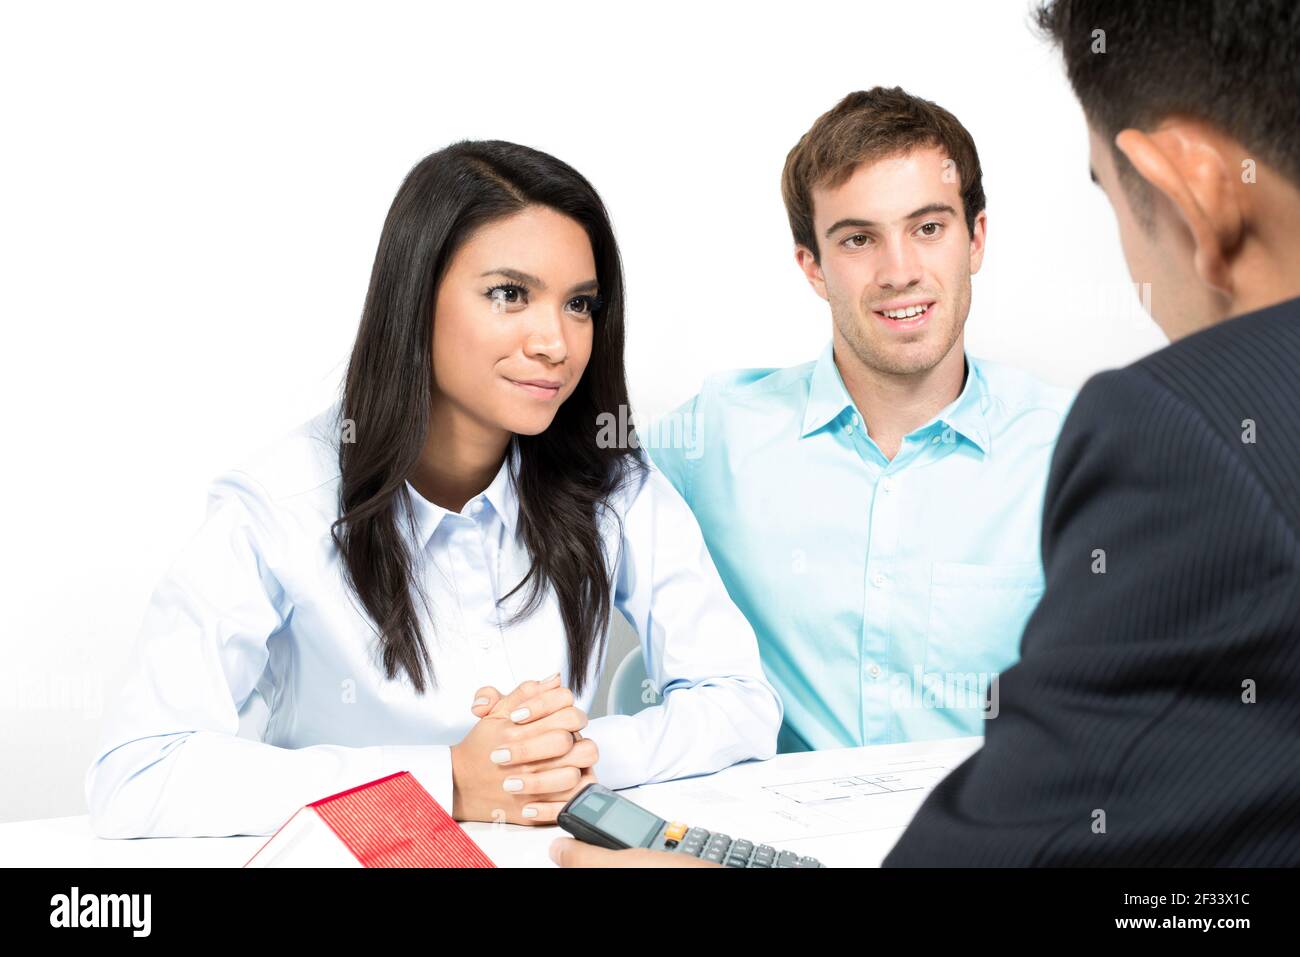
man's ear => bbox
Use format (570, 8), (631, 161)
(1114, 125), (1243, 295)
(794, 244), (829, 301)
(968, 209), (988, 275)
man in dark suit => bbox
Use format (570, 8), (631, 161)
(882, 0), (1300, 866)
(550, 0), (1300, 868)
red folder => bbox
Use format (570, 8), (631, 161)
(244, 771), (495, 868)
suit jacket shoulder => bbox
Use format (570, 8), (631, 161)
(885, 297), (1300, 866)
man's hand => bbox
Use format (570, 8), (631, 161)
(548, 837), (722, 868)
(451, 674), (598, 825)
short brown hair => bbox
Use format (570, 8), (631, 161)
(781, 86), (986, 262)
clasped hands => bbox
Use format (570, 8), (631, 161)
(450, 672), (718, 867)
(450, 673), (598, 824)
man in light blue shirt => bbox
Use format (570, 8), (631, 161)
(645, 87), (1074, 751)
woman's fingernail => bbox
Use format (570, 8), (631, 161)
(489, 749), (510, 764)
(473, 697), (490, 708)
(503, 778), (523, 792)
(510, 707), (530, 722)
(521, 806), (538, 818)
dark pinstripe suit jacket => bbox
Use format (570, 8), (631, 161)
(885, 295), (1300, 866)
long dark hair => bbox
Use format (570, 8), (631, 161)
(330, 140), (642, 696)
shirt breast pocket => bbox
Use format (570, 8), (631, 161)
(924, 561), (1044, 681)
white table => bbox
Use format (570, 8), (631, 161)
(0, 736), (981, 868)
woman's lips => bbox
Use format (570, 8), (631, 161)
(506, 377), (563, 399)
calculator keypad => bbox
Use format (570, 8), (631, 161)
(668, 826), (823, 867)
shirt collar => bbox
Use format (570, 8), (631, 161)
(401, 439), (521, 551)
(929, 358), (991, 454)
(800, 340), (990, 453)
(800, 340), (856, 437)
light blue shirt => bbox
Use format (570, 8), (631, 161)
(645, 341), (1073, 751)
(85, 400), (781, 838)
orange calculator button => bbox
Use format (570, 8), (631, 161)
(664, 822), (688, 842)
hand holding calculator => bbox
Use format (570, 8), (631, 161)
(557, 783), (825, 868)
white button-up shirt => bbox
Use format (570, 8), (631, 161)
(86, 402), (782, 838)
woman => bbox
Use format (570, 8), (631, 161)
(85, 140), (782, 839)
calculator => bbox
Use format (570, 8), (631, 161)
(557, 783), (825, 868)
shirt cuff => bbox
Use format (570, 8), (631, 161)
(581, 714), (644, 791)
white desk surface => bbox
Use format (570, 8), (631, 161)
(0, 736), (981, 868)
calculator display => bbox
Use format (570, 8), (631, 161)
(571, 789), (663, 847)
(558, 784), (826, 866)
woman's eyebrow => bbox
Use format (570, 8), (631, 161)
(480, 267), (598, 294)
(481, 267), (543, 286)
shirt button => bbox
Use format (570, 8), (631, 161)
(868, 663), (882, 679)
(881, 478), (895, 494)
(844, 422), (854, 435)
(851, 412), (860, 426)
(931, 434), (941, 444)
(872, 572), (888, 587)
(468, 500), (483, 516)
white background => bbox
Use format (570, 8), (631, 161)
(0, 0), (1166, 823)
